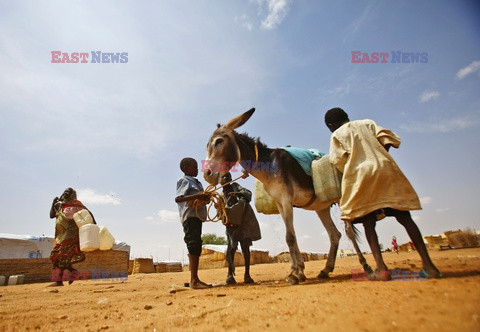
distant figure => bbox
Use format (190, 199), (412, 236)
(49, 187), (96, 286)
(221, 172), (261, 284)
(409, 241), (416, 251)
(392, 236), (399, 254)
(175, 157), (212, 289)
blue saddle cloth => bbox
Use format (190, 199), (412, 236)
(281, 147), (325, 176)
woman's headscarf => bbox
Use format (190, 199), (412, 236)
(60, 187), (77, 203)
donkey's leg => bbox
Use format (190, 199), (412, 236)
(362, 218), (388, 272)
(316, 209), (341, 279)
(279, 205), (305, 285)
(345, 222), (373, 274)
(394, 211), (442, 278)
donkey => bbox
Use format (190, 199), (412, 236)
(203, 108), (372, 284)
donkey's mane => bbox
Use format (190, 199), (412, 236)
(236, 131), (269, 150)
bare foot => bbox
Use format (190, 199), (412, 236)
(191, 280), (212, 289)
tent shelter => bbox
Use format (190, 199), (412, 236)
(0, 233), (130, 284)
(0, 233), (54, 259)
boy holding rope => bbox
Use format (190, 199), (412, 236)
(221, 172), (261, 284)
(175, 157), (212, 289)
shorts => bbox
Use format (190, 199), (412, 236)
(183, 217), (203, 256)
(352, 208), (411, 224)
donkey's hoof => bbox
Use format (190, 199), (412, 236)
(421, 269), (442, 279)
(226, 275), (237, 285)
(244, 276), (254, 284)
(363, 264), (374, 274)
(317, 271), (329, 279)
(298, 273), (307, 282)
(287, 275), (299, 285)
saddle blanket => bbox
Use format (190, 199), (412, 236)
(281, 146), (325, 176)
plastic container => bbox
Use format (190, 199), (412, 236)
(312, 155), (342, 203)
(254, 179), (279, 215)
(73, 209), (94, 228)
(99, 226), (115, 250)
(79, 224), (100, 252)
(7, 275), (25, 285)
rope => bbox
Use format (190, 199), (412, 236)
(194, 173), (246, 224)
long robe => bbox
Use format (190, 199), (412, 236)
(50, 200), (86, 269)
(329, 119), (421, 221)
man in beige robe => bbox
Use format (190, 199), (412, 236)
(328, 118), (421, 221)
(324, 107), (441, 278)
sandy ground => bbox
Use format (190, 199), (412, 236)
(1, 248), (479, 332)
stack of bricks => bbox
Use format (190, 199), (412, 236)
(0, 250), (129, 284)
(155, 262), (183, 273)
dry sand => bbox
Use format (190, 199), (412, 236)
(1, 248), (479, 331)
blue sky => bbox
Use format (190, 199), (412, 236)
(1, 1), (479, 263)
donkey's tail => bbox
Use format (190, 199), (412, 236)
(345, 222), (361, 243)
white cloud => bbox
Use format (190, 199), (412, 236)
(236, 14), (254, 31)
(326, 84), (351, 97)
(322, 68), (412, 100)
(146, 209), (179, 224)
(419, 90), (440, 103)
(420, 196), (433, 205)
(157, 209), (179, 223)
(258, 221), (271, 229)
(259, 0), (290, 30)
(274, 225), (285, 232)
(324, 75), (356, 97)
(411, 214), (421, 221)
(342, 3), (379, 44)
(348, 5), (374, 34)
(400, 114), (480, 133)
(77, 188), (121, 206)
(456, 60), (480, 80)
(244, 22), (254, 31)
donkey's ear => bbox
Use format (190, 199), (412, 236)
(223, 108), (255, 130)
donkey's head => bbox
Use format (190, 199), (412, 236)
(203, 108), (255, 185)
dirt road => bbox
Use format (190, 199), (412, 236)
(1, 248), (479, 331)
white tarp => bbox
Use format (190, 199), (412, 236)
(111, 241), (131, 253)
(0, 233), (131, 259)
(0, 233), (54, 259)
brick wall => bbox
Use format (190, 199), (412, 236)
(155, 262), (183, 273)
(0, 250), (129, 284)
